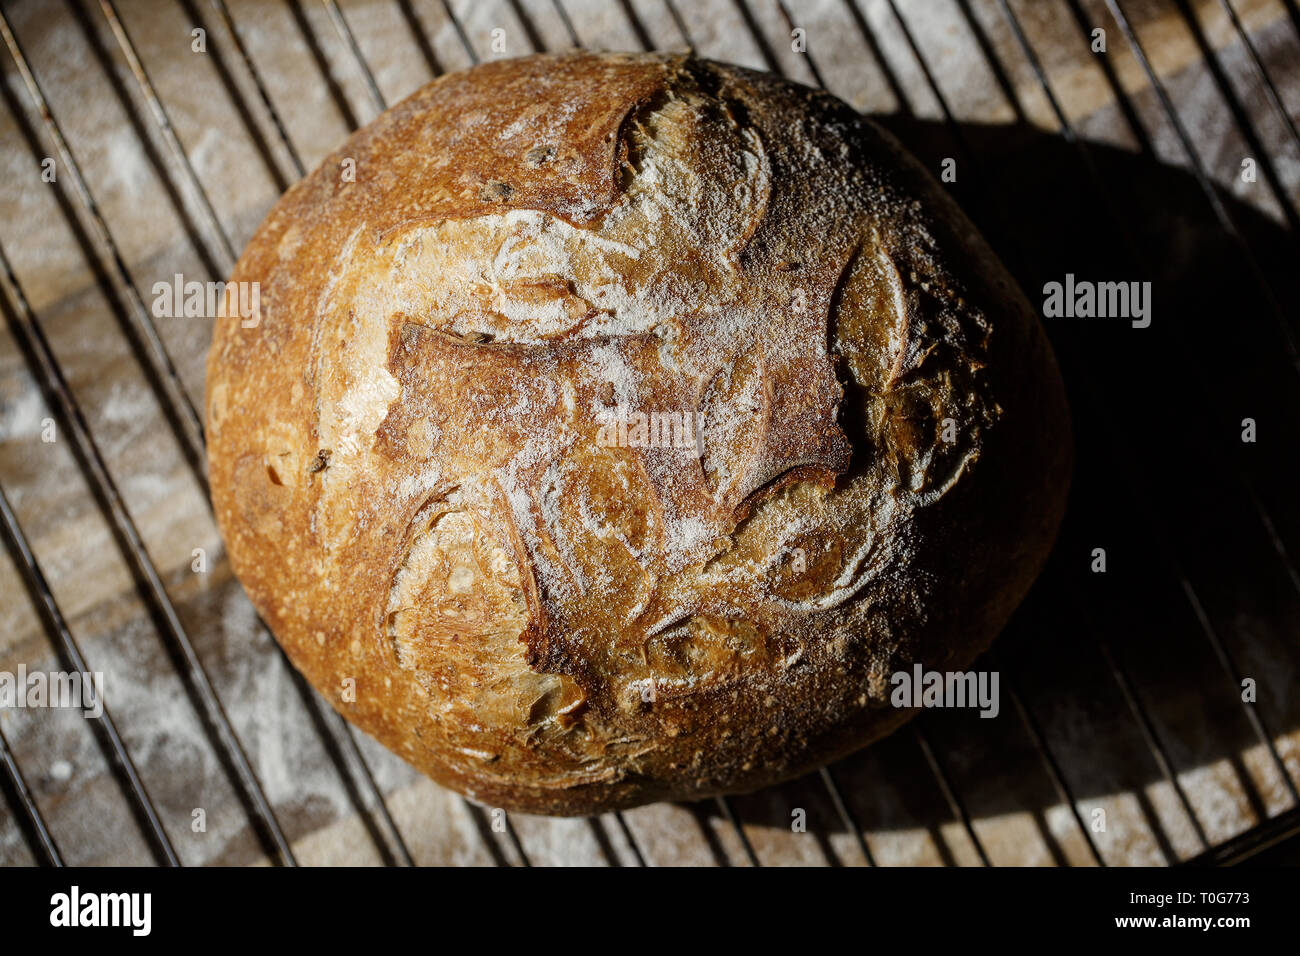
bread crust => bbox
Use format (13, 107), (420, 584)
(206, 52), (1071, 815)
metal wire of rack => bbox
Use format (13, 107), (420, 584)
(0, 0), (1297, 866)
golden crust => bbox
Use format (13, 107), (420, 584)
(205, 52), (1071, 815)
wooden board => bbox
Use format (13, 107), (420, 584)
(0, 0), (1298, 866)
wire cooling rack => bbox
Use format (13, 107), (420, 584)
(1, 0), (1299, 866)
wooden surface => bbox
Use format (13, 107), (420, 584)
(1, 0), (1298, 866)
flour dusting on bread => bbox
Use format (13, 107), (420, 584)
(206, 52), (1070, 814)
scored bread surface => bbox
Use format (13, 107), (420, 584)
(206, 52), (1071, 815)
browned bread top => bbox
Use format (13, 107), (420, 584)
(206, 51), (1071, 815)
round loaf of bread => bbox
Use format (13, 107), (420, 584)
(206, 52), (1070, 815)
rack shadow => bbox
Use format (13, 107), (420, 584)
(712, 118), (1300, 861)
